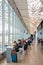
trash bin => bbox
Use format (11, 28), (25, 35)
(11, 50), (17, 62)
(6, 48), (12, 63)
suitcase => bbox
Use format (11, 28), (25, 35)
(11, 54), (17, 62)
(11, 50), (17, 62)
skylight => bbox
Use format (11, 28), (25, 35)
(27, 0), (42, 18)
(27, 0), (43, 33)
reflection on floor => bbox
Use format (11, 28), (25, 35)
(0, 43), (43, 65)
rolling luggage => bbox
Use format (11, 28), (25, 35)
(11, 54), (17, 62)
(11, 50), (17, 62)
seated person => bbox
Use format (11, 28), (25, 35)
(13, 41), (17, 46)
(18, 39), (23, 48)
(23, 40), (28, 50)
(27, 38), (32, 46)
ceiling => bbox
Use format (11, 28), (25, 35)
(14, 0), (30, 33)
(8, 0), (43, 34)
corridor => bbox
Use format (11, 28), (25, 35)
(0, 44), (43, 65)
(0, 0), (43, 65)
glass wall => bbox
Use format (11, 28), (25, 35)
(37, 20), (43, 44)
(4, 0), (8, 50)
(0, 0), (30, 52)
(37, 21), (43, 39)
(0, 0), (2, 52)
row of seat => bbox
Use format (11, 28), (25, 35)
(11, 39), (32, 62)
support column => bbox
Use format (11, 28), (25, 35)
(2, 0), (5, 51)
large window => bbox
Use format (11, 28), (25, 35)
(4, 0), (8, 50)
(0, 0), (29, 52)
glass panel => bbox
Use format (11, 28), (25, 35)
(4, 35), (8, 50)
(4, 0), (8, 50)
(0, 0), (2, 52)
(10, 9), (12, 34)
(0, 35), (2, 52)
(10, 35), (12, 44)
(5, 1), (8, 34)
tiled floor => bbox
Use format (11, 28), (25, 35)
(0, 43), (43, 65)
